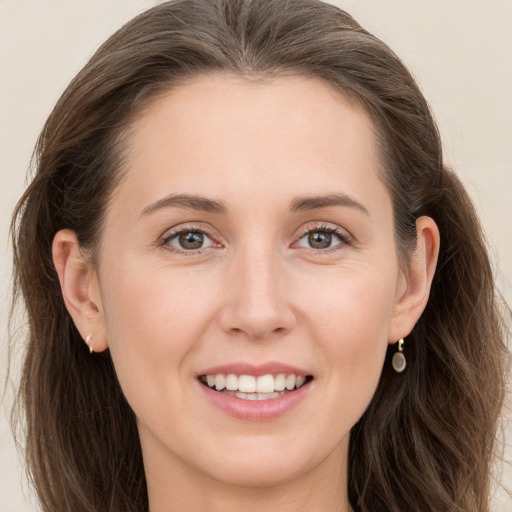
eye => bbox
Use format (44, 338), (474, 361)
(295, 226), (350, 251)
(164, 229), (216, 252)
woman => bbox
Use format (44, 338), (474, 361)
(9, 0), (510, 511)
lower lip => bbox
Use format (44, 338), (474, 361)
(198, 380), (311, 421)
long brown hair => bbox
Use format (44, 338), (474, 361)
(10, 1), (510, 511)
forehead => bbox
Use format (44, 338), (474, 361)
(113, 73), (388, 217)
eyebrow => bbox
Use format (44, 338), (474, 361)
(140, 191), (369, 217)
(289, 193), (369, 215)
(140, 193), (228, 217)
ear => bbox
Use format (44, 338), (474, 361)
(52, 229), (108, 353)
(387, 216), (440, 343)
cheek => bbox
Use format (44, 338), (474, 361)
(98, 260), (215, 407)
(102, 256), (210, 339)
(305, 260), (397, 344)
(304, 263), (397, 409)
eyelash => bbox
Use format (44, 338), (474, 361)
(159, 223), (352, 255)
(159, 224), (218, 256)
(295, 223), (352, 253)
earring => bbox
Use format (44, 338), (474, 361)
(85, 334), (94, 354)
(392, 338), (406, 373)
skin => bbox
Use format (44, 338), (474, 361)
(53, 74), (439, 512)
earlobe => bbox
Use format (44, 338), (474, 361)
(52, 229), (108, 352)
(388, 216), (440, 342)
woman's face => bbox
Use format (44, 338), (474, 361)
(92, 75), (409, 487)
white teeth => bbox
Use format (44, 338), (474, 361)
(238, 375), (256, 393)
(203, 372), (310, 395)
(223, 389), (287, 400)
(296, 375), (306, 389)
(214, 374), (226, 391)
(285, 374), (296, 390)
(275, 373), (286, 391)
(258, 393), (276, 400)
(256, 374), (275, 393)
(225, 373), (238, 391)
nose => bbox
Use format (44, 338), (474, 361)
(218, 246), (296, 340)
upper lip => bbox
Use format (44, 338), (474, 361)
(198, 361), (312, 377)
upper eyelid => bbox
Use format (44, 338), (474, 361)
(159, 226), (219, 254)
(161, 223), (219, 242)
(295, 222), (352, 240)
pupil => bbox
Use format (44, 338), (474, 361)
(308, 231), (332, 249)
(179, 231), (204, 250)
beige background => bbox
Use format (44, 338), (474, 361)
(1, 1), (510, 510)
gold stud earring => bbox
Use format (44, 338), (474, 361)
(85, 334), (94, 354)
(392, 338), (406, 373)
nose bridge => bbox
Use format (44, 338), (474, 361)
(240, 245), (279, 306)
(220, 240), (294, 339)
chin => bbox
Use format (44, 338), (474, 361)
(203, 457), (310, 489)
(187, 432), (341, 489)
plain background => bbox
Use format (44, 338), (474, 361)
(1, 1), (511, 510)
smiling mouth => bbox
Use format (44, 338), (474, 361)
(199, 373), (314, 401)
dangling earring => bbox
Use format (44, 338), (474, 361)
(392, 338), (406, 373)
(85, 334), (94, 354)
